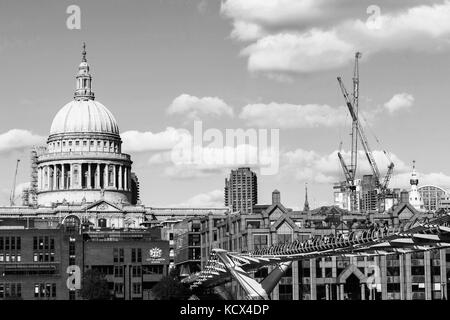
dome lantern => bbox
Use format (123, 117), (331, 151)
(74, 42), (95, 101)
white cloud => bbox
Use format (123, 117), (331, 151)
(152, 142), (278, 178)
(383, 93), (414, 113)
(167, 94), (234, 120)
(121, 128), (191, 153)
(0, 182), (30, 206)
(242, 30), (355, 74)
(222, 0), (450, 77)
(0, 129), (45, 154)
(169, 189), (224, 207)
(281, 148), (409, 184)
(239, 102), (348, 128)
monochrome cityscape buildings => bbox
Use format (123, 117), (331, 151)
(0, 46), (449, 301)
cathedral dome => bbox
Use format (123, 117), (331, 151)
(50, 100), (120, 136)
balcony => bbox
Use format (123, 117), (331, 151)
(38, 151), (131, 163)
(0, 262), (60, 275)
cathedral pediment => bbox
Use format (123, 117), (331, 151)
(85, 200), (123, 212)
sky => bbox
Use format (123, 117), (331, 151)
(1, 0), (450, 209)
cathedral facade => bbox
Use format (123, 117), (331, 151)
(0, 45), (147, 230)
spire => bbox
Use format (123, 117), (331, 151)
(303, 183), (310, 212)
(410, 160), (418, 186)
(74, 42), (95, 101)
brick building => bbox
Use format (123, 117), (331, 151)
(197, 190), (450, 300)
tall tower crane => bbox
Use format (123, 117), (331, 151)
(336, 52), (362, 211)
(10, 159), (20, 206)
(337, 65), (394, 196)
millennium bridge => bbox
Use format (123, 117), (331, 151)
(182, 214), (450, 299)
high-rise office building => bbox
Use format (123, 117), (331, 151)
(224, 167), (258, 214)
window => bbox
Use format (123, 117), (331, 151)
(114, 266), (124, 277)
(132, 266), (142, 277)
(133, 283), (142, 295)
(412, 266), (425, 276)
(278, 234), (292, 244)
(119, 248), (124, 263)
(115, 283), (124, 295)
(34, 283), (56, 299)
(98, 219), (107, 228)
(387, 283), (400, 292)
(254, 235), (268, 250)
(143, 265), (164, 275)
(0, 283), (21, 299)
(131, 248), (136, 263)
(113, 248), (118, 263)
(279, 284), (293, 300)
(137, 248), (142, 263)
(33, 236), (55, 264)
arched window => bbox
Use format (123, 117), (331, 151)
(98, 218), (107, 228)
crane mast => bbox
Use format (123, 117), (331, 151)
(337, 77), (382, 187)
(337, 53), (395, 206)
(10, 159), (20, 206)
(350, 52), (361, 181)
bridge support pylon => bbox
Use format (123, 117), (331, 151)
(214, 249), (292, 300)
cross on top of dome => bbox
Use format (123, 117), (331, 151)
(82, 42), (87, 62)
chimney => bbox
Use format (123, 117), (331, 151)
(272, 190), (280, 205)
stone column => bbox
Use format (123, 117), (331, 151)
(113, 165), (117, 189)
(124, 167), (128, 191)
(61, 164), (65, 190)
(70, 164), (73, 189)
(46, 166), (50, 190)
(53, 165), (57, 190)
(104, 164), (109, 188)
(325, 284), (330, 300)
(340, 284), (344, 300)
(78, 164), (82, 189)
(128, 168), (132, 191)
(361, 284), (366, 300)
(96, 164), (100, 189)
(336, 285), (340, 300)
(88, 164), (92, 189)
(118, 166), (123, 190)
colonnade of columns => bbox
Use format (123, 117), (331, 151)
(38, 163), (131, 192)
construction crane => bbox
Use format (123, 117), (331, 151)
(338, 142), (353, 187)
(336, 53), (362, 210)
(10, 159), (20, 206)
(337, 71), (394, 195)
(350, 52), (361, 181)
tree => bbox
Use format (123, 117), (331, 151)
(151, 268), (191, 300)
(80, 269), (111, 300)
